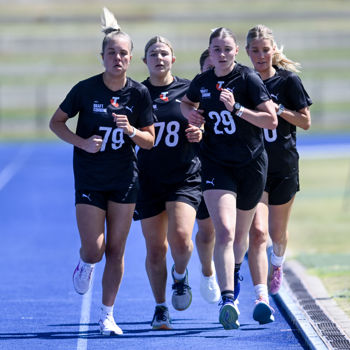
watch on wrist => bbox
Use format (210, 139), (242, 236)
(234, 102), (241, 113)
(234, 102), (244, 117)
(277, 104), (285, 116)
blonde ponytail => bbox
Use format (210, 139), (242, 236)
(273, 44), (301, 73)
(101, 7), (120, 35)
(100, 7), (133, 54)
(246, 24), (301, 73)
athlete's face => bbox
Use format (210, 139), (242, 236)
(102, 36), (132, 77)
(246, 38), (275, 74)
(209, 36), (238, 75)
(201, 56), (214, 73)
(144, 42), (175, 77)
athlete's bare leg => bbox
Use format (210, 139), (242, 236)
(204, 190), (236, 292)
(196, 217), (215, 276)
(102, 202), (135, 306)
(141, 211), (168, 304)
(166, 201), (196, 275)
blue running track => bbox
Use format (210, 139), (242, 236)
(0, 142), (316, 350)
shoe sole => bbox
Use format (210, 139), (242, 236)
(100, 329), (123, 336)
(219, 304), (240, 330)
(152, 324), (172, 330)
(172, 291), (192, 311)
(253, 303), (275, 325)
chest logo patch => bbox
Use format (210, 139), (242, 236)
(110, 96), (120, 107)
(216, 81), (225, 91)
(159, 92), (169, 102)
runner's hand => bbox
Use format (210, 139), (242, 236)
(220, 89), (235, 112)
(83, 135), (103, 153)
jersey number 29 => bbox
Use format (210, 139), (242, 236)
(208, 110), (236, 135)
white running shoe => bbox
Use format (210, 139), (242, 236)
(99, 313), (123, 336)
(199, 263), (220, 303)
(72, 259), (95, 295)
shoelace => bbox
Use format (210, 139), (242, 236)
(219, 295), (234, 306)
(155, 307), (168, 322)
(172, 280), (191, 295)
(234, 272), (243, 283)
(271, 266), (282, 282)
(80, 264), (93, 280)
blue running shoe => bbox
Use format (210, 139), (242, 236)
(234, 271), (243, 301)
(253, 296), (275, 324)
(219, 296), (240, 330)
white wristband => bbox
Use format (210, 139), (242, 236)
(129, 126), (136, 138)
(236, 106), (245, 118)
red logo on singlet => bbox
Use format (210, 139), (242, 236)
(159, 92), (169, 102)
(216, 81), (224, 91)
(110, 97), (119, 107)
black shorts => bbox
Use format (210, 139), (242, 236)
(201, 151), (267, 211)
(266, 172), (300, 205)
(134, 172), (202, 221)
(75, 182), (139, 211)
(196, 196), (210, 220)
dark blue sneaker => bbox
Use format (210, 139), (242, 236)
(234, 271), (243, 301)
(151, 306), (172, 330)
(219, 295), (240, 330)
(253, 296), (275, 324)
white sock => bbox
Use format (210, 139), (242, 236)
(80, 258), (95, 268)
(156, 302), (168, 308)
(101, 304), (114, 317)
(173, 269), (186, 280)
(254, 284), (268, 301)
(271, 250), (285, 267)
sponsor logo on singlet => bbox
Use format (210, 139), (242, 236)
(200, 87), (211, 98)
(270, 93), (279, 101)
(111, 96), (120, 107)
(93, 101), (105, 113)
(216, 81), (225, 90)
(206, 178), (215, 186)
(159, 92), (169, 102)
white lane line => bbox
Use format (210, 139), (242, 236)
(76, 276), (95, 350)
(0, 146), (32, 191)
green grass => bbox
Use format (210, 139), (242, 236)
(289, 157), (350, 317)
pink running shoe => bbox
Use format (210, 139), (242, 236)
(269, 264), (283, 295)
